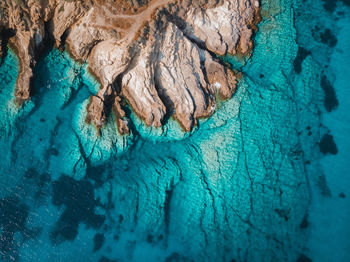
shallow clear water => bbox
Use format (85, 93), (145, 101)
(0, 0), (349, 261)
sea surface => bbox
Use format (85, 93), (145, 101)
(0, 0), (349, 261)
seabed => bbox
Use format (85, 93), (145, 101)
(0, 0), (349, 261)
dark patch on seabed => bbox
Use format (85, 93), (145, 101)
(317, 174), (332, 197)
(320, 28), (338, 47)
(322, 0), (350, 12)
(24, 168), (51, 199)
(296, 254), (313, 262)
(274, 208), (290, 221)
(50, 175), (105, 243)
(93, 233), (105, 252)
(320, 74), (339, 112)
(299, 214), (309, 229)
(164, 252), (193, 262)
(98, 256), (118, 262)
(311, 26), (338, 50)
(294, 46), (311, 74)
(319, 133), (338, 155)
(339, 192), (346, 198)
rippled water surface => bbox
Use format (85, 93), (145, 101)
(0, 0), (349, 261)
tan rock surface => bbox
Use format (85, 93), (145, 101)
(0, 0), (261, 132)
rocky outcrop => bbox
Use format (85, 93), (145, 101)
(0, 0), (261, 132)
(0, 0), (55, 103)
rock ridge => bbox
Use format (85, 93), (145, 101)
(0, 0), (261, 133)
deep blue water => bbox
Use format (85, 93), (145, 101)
(0, 0), (349, 261)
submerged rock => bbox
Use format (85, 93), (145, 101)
(0, 0), (261, 133)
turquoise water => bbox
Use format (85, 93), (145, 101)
(0, 0), (349, 261)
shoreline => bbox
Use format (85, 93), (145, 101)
(2, 0), (262, 135)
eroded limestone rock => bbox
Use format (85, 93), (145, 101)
(0, 0), (261, 132)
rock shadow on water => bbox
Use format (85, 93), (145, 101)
(50, 174), (105, 243)
(0, 28), (16, 65)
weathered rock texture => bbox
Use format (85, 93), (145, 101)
(0, 0), (261, 132)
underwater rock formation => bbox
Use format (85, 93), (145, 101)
(0, 0), (261, 132)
